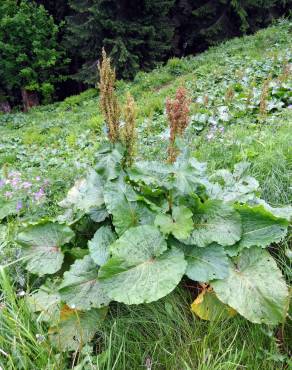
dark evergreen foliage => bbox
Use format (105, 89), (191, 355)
(0, 0), (290, 106)
(66, 0), (175, 82)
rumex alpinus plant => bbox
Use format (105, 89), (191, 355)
(98, 48), (121, 142)
(166, 87), (190, 163)
(6, 51), (291, 355)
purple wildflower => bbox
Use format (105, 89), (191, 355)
(16, 200), (23, 211)
(36, 176), (41, 181)
(22, 182), (32, 189)
(34, 188), (45, 201)
(0, 179), (5, 188)
(11, 178), (20, 188)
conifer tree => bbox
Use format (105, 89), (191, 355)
(66, 0), (175, 83)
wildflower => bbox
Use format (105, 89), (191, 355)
(36, 176), (41, 181)
(34, 188), (45, 201)
(11, 178), (20, 188)
(22, 181), (32, 189)
(0, 179), (5, 188)
(4, 191), (13, 198)
(16, 200), (23, 211)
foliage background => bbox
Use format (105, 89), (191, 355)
(0, 0), (291, 107)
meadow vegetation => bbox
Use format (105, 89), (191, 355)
(0, 21), (291, 369)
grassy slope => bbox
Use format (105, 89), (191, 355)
(0, 21), (291, 369)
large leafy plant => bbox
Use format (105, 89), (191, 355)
(16, 145), (291, 350)
(14, 52), (291, 351)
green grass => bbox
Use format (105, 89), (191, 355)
(0, 20), (291, 369)
(1, 269), (289, 370)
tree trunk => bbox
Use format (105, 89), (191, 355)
(21, 88), (39, 111)
(0, 101), (11, 113)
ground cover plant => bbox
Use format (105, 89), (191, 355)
(0, 21), (291, 369)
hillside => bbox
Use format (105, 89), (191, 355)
(0, 21), (291, 369)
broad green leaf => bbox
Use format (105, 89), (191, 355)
(184, 200), (242, 247)
(49, 305), (107, 351)
(16, 222), (74, 276)
(236, 204), (288, 249)
(191, 289), (236, 321)
(208, 162), (259, 203)
(0, 198), (18, 220)
(59, 255), (110, 310)
(99, 225), (186, 304)
(88, 206), (108, 223)
(155, 205), (193, 239)
(171, 154), (208, 194)
(104, 178), (155, 235)
(27, 282), (61, 323)
(88, 226), (116, 266)
(95, 145), (123, 181)
(211, 247), (289, 324)
(252, 199), (292, 222)
(59, 170), (104, 213)
(128, 161), (172, 188)
(185, 244), (229, 282)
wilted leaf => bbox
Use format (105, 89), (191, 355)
(211, 247), (289, 324)
(49, 305), (107, 351)
(191, 289), (236, 321)
(16, 222), (74, 276)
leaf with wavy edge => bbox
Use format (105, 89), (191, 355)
(211, 247), (289, 324)
(16, 222), (74, 276)
(183, 200), (242, 248)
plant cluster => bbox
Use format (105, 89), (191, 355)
(13, 143), (291, 351)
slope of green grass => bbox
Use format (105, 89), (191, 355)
(0, 20), (291, 369)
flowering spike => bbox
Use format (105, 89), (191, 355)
(122, 92), (137, 166)
(166, 87), (190, 163)
(98, 48), (120, 142)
